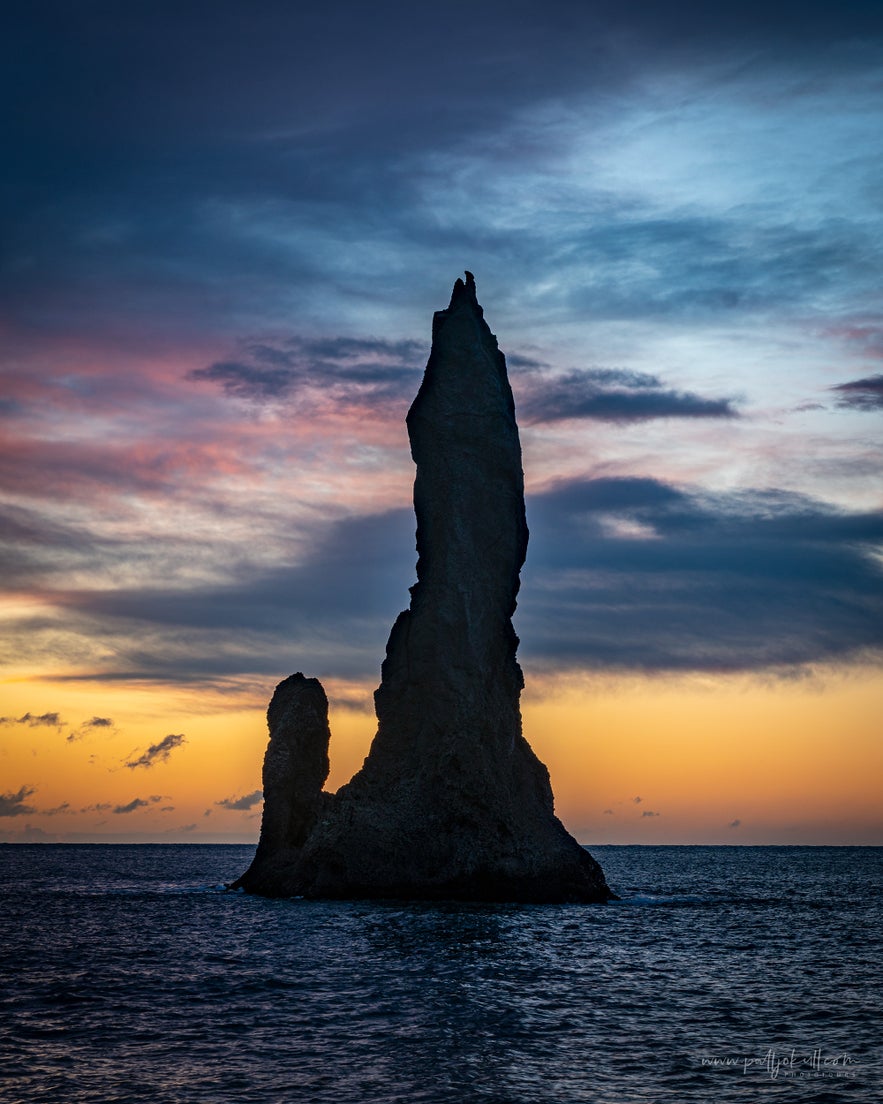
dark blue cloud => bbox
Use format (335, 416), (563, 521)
(23, 479), (883, 682)
(521, 368), (737, 424)
(831, 374), (883, 411)
(519, 478), (883, 673)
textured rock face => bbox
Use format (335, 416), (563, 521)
(235, 274), (612, 902)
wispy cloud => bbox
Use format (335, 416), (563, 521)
(125, 734), (186, 770)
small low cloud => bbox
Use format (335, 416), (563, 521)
(831, 374), (883, 411)
(80, 802), (112, 813)
(632, 796), (642, 805)
(603, 808), (614, 815)
(114, 797), (149, 814)
(68, 716), (115, 742)
(215, 789), (263, 811)
(113, 795), (164, 814)
(125, 733), (186, 769)
(0, 785), (38, 817)
(729, 819), (742, 829)
(0, 712), (63, 729)
(641, 810), (660, 818)
(43, 802), (72, 816)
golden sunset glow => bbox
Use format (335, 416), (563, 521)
(3, 665), (880, 844)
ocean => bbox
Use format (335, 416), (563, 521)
(0, 844), (879, 1103)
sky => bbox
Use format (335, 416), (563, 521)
(2, 0), (882, 845)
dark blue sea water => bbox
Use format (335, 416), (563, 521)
(0, 845), (879, 1103)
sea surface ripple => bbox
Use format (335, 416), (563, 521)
(1, 844), (879, 1103)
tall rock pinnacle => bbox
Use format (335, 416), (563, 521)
(235, 274), (612, 902)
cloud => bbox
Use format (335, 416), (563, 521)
(0, 712), (63, 728)
(729, 819), (742, 828)
(632, 796), (642, 804)
(0, 785), (38, 817)
(831, 374), (883, 411)
(113, 795), (164, 814)
(20, 473), (883, 684)
(518, 477), (883, 673)
(641, 810), (661, 817)
(67, 715), (115, 742)
(1, 4), (882, 699)
(125, 733), (186, 769)
(2, 0), (877, 364)
(215, 789), (263, 811)
(42, 802), (72, 816)
(603, 808), (614, 815)
(113, 797), (149, 814)
(520, 368), (738, 425)
(39, 507), (415, 683)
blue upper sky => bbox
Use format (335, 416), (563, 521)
(2, 0), (882, 687)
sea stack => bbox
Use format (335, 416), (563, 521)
(235, 273), (612, 902)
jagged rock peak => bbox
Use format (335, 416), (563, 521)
(433, 269), (484, 335)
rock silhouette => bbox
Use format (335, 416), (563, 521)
(235, 274), (612, 902)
